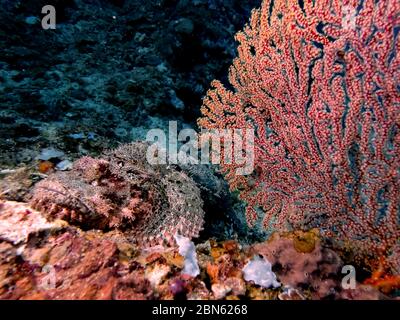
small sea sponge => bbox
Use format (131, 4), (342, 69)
(242, 255), (280, 288)
(29, 142), (205, 247)
(292, 229), (319, 254)
(38, 160), (55, 174)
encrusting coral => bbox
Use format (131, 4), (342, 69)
(0, 201), (390, 299)
(29, 142), (205, 246)
(251, 231), (343, 299)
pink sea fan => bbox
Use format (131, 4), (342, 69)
(198, 0), (400, 269)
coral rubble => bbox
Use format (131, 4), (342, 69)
(0, 201), (392, 300)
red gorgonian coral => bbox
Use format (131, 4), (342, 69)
(198, 0), (400, 270)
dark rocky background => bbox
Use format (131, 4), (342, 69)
(0, 0), (261, 166)
(0, 0), (265, 242)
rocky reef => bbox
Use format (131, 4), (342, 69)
(0, 0), (261, 167)
(0, 0), (399, 301)
(0, 200), (391, 300)
(0, 140), (398, 300)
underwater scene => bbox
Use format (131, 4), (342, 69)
(0, 0), (399, 301)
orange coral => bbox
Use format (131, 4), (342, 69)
(364, 257), (400, 293)
(38, 161), (54, 174)
(206, 263), (219, 284)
